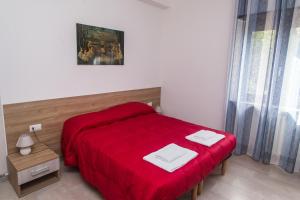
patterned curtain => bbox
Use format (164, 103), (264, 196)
(226, 0), (300, 173)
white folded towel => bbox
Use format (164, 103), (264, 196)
(143, 143), (198, 172)
(155, 143), (187, 163)
(186, 130), (225, 147)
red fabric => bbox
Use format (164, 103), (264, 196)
(62, 102), (236, 200)
(61, 102), (155, 166)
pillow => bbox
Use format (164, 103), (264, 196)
(61, 102), (155, 166)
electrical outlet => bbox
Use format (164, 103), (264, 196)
(29, 124), (42, 132)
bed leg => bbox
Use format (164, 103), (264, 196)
(197, 180), (203, 196)
(191, 185), (198, 200)
(221, 160), (227, 175)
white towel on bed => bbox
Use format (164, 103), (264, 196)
(155, 143), (187, 163)
(143, 143), (198, 172)
(185, 130), (225, 147)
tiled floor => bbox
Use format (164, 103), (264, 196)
(0, 155), (299, 200)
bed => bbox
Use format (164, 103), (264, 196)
(62, 102), (236, 200)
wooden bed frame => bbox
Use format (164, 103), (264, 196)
(191, 155), (231, 200)
(190, 160), (227, 200)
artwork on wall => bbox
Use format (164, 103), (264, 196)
(76, 23), (124, 65)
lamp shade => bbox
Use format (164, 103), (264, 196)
(16, 133), (34, 148)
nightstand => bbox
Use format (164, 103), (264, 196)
(7, 143), (60, 197)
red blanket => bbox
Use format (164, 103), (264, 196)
(62, 102), (236, 200)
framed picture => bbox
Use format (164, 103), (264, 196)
(76, 23), (124, 65)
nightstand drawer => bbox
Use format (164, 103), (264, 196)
(17, 158), (59, 185)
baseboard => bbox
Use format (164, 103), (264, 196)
(0, 173), (8, 182)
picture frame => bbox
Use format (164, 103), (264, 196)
(76, 23), (124, 65)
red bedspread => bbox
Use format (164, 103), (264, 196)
(62, 102), (236, 200)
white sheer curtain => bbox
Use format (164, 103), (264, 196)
(271, 8), (300, 172)
(226, 0), (300, 173)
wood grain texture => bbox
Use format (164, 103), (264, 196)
(221, 160), (227, 176)
(20, 172), (60, 197)
(197, 180), (203, 196)
(7, 145), (60, 197)
(7, 159), (20, 196)
(8, 144), (58, 171)
(191, 185), (198, 200)
(4, 87), (161, 155)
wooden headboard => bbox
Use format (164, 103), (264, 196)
(3, 87), (161, 155)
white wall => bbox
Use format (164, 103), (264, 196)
(0, 98), (7, 176)
(0, 0), (165, 175)
(160, 0), (236, 130)
(0, 0), (163, 104)
(138, 0), (172, 9)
